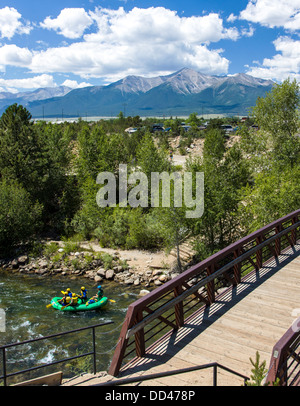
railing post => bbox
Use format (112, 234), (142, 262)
(134, 310), (145, 358)
(2, 347), (7, 387)
(291, 216), (297, 246)
(92, 327), (97, 374)
(233, 248), (241, 285)
(213, 364), (217, 386)
(275, 224), (282, 257)
(207, 265), (215, 304)
(256, 236), (263, 269)
(266, 323), (300, 386)
(174, 285), (184, 329)
(109, 308), (135, 377)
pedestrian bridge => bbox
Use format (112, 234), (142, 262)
(106, 245), (299, 386)
(64, 210), (300, 386)
(104, 209), (300, 386)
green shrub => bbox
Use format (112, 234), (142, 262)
(101, 253), (113, 270)
(43, 242), (59, 258)
(61, 237), (80, 254)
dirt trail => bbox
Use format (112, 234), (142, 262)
(78, 241), (176, 272)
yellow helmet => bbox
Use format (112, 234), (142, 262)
(72, 293), (76, 297)
(66, 288), (71, 292)
(81, 287), (85, 290)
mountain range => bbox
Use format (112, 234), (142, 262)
(0, 68), (274, 118)
(0, 86), (71, 114)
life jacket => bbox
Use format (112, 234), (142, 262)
(97, 288), (103, 299)
(71, 296), (78, 305)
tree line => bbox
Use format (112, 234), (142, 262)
(0, 79), (299, 262)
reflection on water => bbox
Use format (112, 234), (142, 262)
(0, 270), (140, 383)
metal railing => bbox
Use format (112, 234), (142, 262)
(0, 321), (113, 386)
(266, 319), (300, 386)
(109, 209), (300, 377)
(94, 362), (250, 386)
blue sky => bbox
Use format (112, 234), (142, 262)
(0, 0), (299, 92)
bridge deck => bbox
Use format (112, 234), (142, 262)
(115, 244), (300, 386)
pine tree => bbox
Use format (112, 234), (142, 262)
(246, 351), (268, 386)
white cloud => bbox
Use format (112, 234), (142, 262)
(0, 74), (56, 92)
(227, 13), (238, 23)
(0, 6), (256, 86)
(30, 6), (245, 80)
(240, 0), (300, 30)
(246, 36), (300, 81)
(28, 36), (230, 81)
(88, 7), (239, 45)
(241, 26), (255, 37)
(41, 8), (94, 39)
(240, 1), (300, 81)
(0, 6), (32, 39)
(0, 44), (32, 67)
(61, 79), (92, 88)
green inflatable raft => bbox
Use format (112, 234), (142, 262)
(50, 296), (108, 312)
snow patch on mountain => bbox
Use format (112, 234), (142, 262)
(112, 68), (274, 96)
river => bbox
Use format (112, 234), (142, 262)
(0, 269), (141, 384)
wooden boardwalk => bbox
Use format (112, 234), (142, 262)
(65, 243), (300, 386)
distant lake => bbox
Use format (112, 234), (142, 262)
(33, 113), (227, 124)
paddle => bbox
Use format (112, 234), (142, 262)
(46, 301), (59, 308)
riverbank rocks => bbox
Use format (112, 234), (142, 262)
(0, 247), (179, 288)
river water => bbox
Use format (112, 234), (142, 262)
(0, 269), (141, 384)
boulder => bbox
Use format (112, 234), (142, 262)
(139, 289), (150, 297)
(159, 274), (168, 283)
(97, 268), (106, 277)
(38, 259), (48, 268)
(154, 280), (163, 286)
(133, 278), (140, 286)
(17, 255), (28, 265)
(105, 269), (115, 280)
(113, 265), (123, 273)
